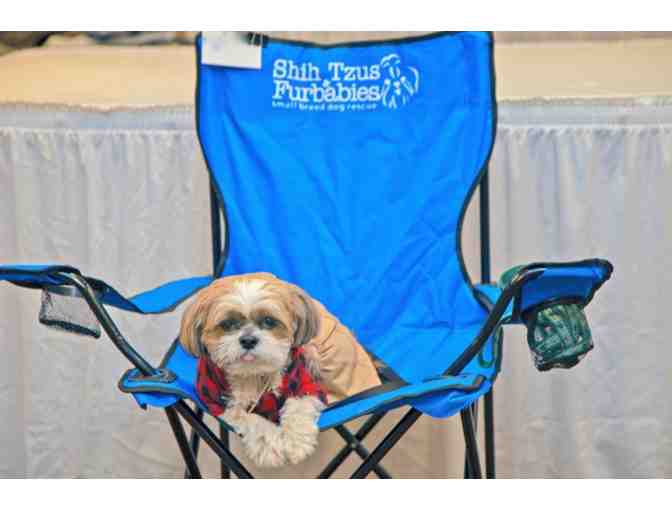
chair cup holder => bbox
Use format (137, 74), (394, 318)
(39, 284), (102, 338)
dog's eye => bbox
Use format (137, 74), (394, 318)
(259, 316), (278, 329)
(219, 319), (241, 332)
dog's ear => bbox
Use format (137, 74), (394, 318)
(179, 292), (209, 357)
(180, 277), (237, 356)
(289, 285), (321, 347)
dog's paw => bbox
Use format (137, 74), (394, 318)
(278, 396), (322, 465)
(283, 433), (318, 465)
(243, 437), (287, 468)
(236, 413), (288, 468)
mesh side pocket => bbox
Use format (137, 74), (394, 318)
(39, 285), (101, 338)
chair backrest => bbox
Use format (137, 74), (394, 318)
(195, 32), (495, 382)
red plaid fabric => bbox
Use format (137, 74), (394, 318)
(196, 347), (327, 424)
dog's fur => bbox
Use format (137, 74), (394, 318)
(179, 274), (326, 467)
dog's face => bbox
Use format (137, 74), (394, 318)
(179, 274), (319, 377)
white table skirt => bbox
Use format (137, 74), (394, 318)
(2, 98), (670, 478)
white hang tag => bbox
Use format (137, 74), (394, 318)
(201, 31), (263, 69)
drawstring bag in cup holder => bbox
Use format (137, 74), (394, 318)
(498, 266), (594, 371)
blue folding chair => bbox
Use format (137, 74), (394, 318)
(0, 31), (612, 478)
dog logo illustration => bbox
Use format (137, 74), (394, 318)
(380, 53), (420, 109)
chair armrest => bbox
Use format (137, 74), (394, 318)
(0, 264), (213, 376)
(54, 271), (158, 376)
(446, 258), (613, 375)
(0, 264), (212, 314)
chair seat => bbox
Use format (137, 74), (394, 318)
(119, 335), (497, 431)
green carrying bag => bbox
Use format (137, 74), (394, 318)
(498, 265), (594, 371)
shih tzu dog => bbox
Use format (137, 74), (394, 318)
(179, 273), (336, 468)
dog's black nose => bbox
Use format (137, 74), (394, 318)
(239, 335), (259, 350)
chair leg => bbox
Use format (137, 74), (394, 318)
(318, 412), (386, 479)
(350, 408), (422, 479)
(334, 425), (392, 478)
(183, 405), (204, 478)
(461, 408), (482, 479)
(220, 423), (231, 479)
(174, 401), (253, 479)
(463, 402), (479, 478)
(484, 388), (495, 478)
(181, 406), (235, 479)
(166, 407), (202, 479)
